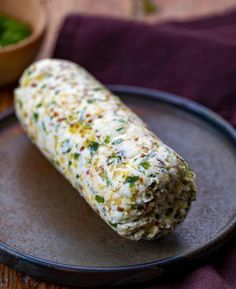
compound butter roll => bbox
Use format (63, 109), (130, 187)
(15, 59), (196, 240)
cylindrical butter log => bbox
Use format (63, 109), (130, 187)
(15, 59), (196, 240)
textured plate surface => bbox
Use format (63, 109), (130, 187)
(0, 86), (235, 287)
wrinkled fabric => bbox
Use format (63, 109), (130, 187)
(53, 10), (236, 288)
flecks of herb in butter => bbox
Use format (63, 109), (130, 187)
(95, 195), (104, 203)
(125, 176), (139, 188)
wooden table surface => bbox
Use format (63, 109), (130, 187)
(1, 0), (236, 288)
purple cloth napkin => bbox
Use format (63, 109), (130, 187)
(54, 10), (236, 127)
(53, 11), (236, 289)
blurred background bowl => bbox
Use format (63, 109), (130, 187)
(0, 0), (46, 87)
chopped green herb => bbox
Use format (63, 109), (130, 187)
(0, 14), (31, 47)
(118, 119), (127, 124)
(111, 138), (123, 145)
(125, 176), (139, 188)
(140, 160), (150, 170)
(41, 84), (47, 89)
(116, 127), (125, 132)
(87, 99), (96, 104)
(107, 153), (122, 165)
(95, 195), (104, 203)
(68, 160), (72, 166)
(94, 87), (102, 91)
(104, 135), (110, 144)
(149, 173), (156, 178)
(36, 103), (42, 108)
(104, 173), (111, 186)
(88, 141), (99, 152)
(109, 222), (117, 228)
(74, 153), (80, 160)
(76, 174), (79, 179)
(33, 112), (39, 122)
(26, 69), (33, 76)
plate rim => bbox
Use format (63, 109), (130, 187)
(0, 85), (235, 274)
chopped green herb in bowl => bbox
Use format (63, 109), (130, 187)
(0, 13), (31, 47)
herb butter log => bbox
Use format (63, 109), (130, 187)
(15, 59), (196, 240)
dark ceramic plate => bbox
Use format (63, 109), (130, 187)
(0, 86), (235, 287)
